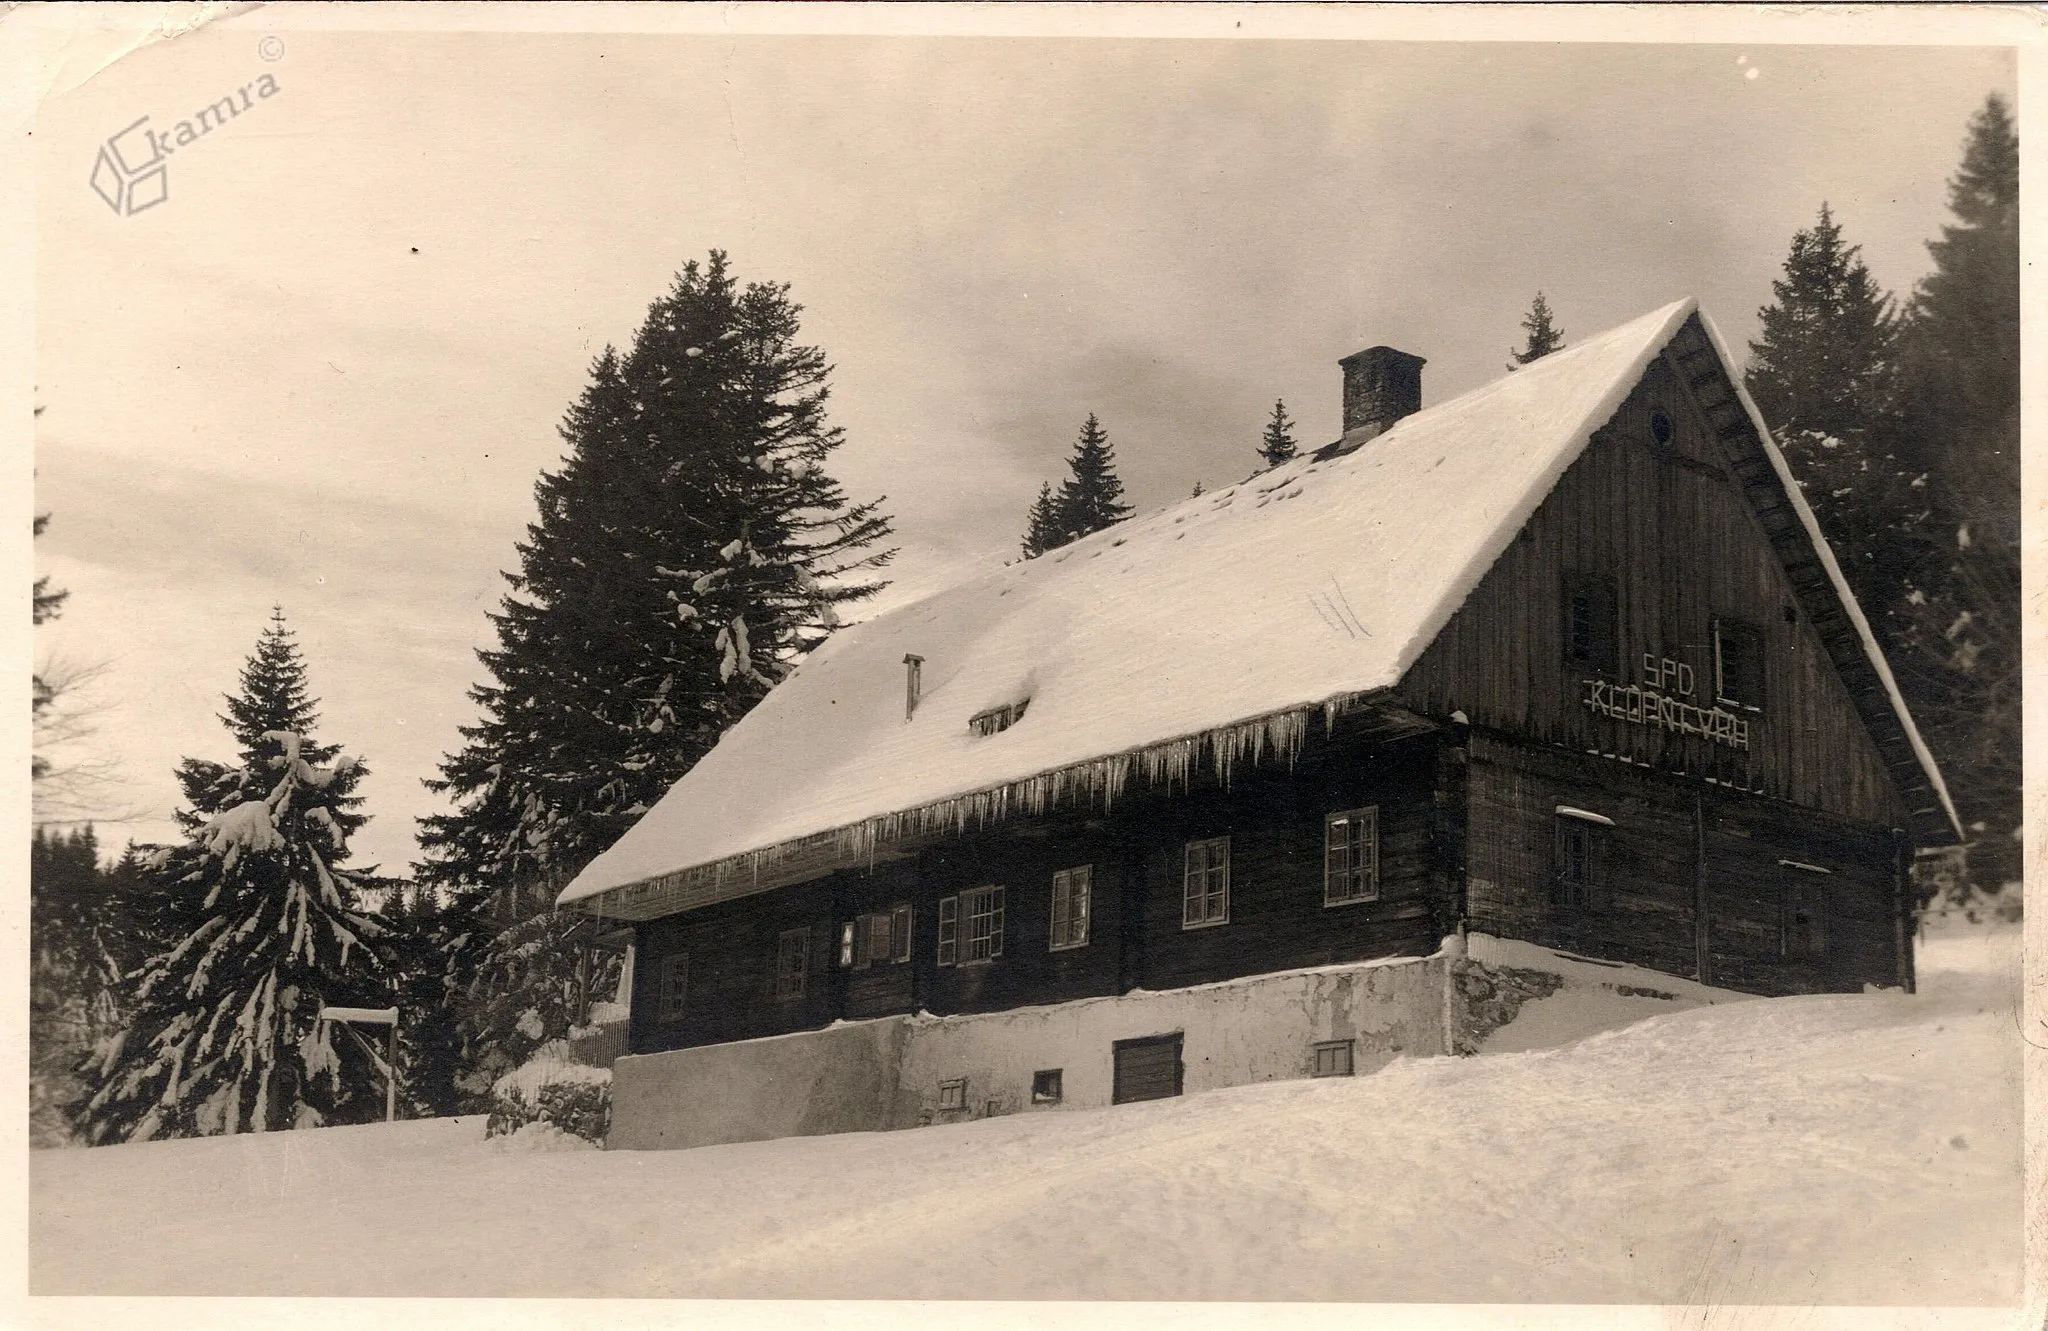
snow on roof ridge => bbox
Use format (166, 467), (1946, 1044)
(1694, 311), (1961, 840)
(558, 298), (1727, 911)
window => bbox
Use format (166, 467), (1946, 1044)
(1552, 813), (1608, 910)
(845, 904), (912, 969)
(1563, 573), (1620, 678)
(1311, 1039), (1355, 1077)
(1782, 874), (1828, 961)
(656, 952), (689, 1023)
(937, 1078), (967, 1111)
(1031, 1069), (1064, 1104)
(1648, 408), (1674, 445)
(1714, 617), (1766, 709)
(1324, 807), (1379, 906)
(936, 895), (958, 966)
(969, 699), (1030, 736)
(963, 885), (1005, 963)
(774, 928), (808, 1000)
(1050, 866), (1092, 950)
(1183, 836), (1230, 928)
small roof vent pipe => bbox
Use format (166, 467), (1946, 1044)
(903, 654), (924, 720)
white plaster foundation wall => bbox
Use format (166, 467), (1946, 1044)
(895, 954), (1450, 1124)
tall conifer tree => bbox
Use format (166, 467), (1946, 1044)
(1258, 400), (1298, 468)
(1020, 482), (1062, 558)
(1508, 292), (1566, 368)
(1052, 413), (1132, 543)
(73, 612), (391, 1141)
(417, 252), (894, 1103)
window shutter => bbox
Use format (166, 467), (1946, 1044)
(839, 920), (856, 968)
(937, 896), (958, 966)
(1072, 867), (1090, 946)
(892, 904), (913, 964)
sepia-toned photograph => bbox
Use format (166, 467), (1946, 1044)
(15, 4), (2032, 1323)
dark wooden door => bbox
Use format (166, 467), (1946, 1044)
(1112, 1032), (1183, 1104)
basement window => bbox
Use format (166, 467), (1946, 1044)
(969, 699), (1030, 737)
(1049, 865), (1092, 950)
(774, 927), (809, 1000)
(1183, 836), (1231, 928)
(1311, 1039), (1355, 1078)
(937, 1078), (968, 1112)
(1032, 1069), (1064, 1104)
(1324, 807), (1380, 906)
(656, 952), (689, 1023)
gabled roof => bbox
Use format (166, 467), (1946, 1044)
(562, 299), (1957, 918)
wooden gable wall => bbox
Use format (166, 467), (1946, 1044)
(1397, 339), (1906, 831)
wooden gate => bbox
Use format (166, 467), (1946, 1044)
(1111, 1032), (1184, 1105)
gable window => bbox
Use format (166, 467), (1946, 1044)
(656, 952), (689, 1023)
(1563, 573), (1620, 678)
(1324, 807), (1380, 906)
(936, 895), (958, 966)
(1552, 808), (1612, 911)
(774, 927), (809, 1001)
(1049, 866), (1092, 950)
(1183, 836), (1230, 928)
(1780, 864), (1829, 961)
(1713, 617), (1766, 710)
(962, 886), (1005, 963)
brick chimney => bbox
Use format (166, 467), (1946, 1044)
(1332, 345), (1426, 453)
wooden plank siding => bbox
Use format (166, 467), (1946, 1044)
(1463, 733), (1906, 993)
(1396, 349), (1906, 830)
(628, 723), (1455, 1052)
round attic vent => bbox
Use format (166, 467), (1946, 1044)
(1648, 409), (1674, 445)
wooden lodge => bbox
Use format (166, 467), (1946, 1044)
(559, 298), (1959, 1091)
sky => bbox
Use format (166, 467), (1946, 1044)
(25, 7), (2019, 874)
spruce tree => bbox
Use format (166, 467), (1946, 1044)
(1258, 400), (1298, 468)
(1888, 95), (2021, 887)
(1508, 292), (1566, 369)
(73, 612), (392, 1142)
(1020, 482), (1062, 558)
(1744, 204), (1921, 620)
(1053, 413), (1132, 542)
(418, 251), (894, 1103)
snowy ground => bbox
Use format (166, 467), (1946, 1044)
(31, 928), (2022, 1306)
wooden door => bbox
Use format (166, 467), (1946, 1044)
(1112, 1032), (1184, 1104)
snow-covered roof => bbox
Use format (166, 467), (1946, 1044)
(561, 298), (1956, 916)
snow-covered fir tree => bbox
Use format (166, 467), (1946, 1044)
(1744, 204), (1923, 623)
(1052, 413), (1132, 543)
(1889, 96), (2021, 889)
(1508, 292), (1566, 369)
(1257, 400), (1298, 468)
(72, 612), (392, 1142)
(416, 251), (894, 1107)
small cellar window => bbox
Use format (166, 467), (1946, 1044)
(937, 1078), (967, 1112)
(1311, 1040), (1355, 1078)
(1031, 1069), (1064, 1104)
(969, 699), (1030, 736)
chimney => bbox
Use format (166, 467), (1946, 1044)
(1334, 345), (1426, 453)
(902, 654), (924, 720)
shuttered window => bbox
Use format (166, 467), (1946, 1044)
(656, 952), (689, 1023)
(1324, 807), (1379, 905)
(774, 928), (808, 1000)
(1563, 572), (1619, 678)
(963, 885), (1004, 963)
(1183, 837), (1230, 928)
(1050, 866), (1092, 950)
(845, 904), (913, 969)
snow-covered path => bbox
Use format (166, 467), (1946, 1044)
(31, 930), (2022, 1303)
